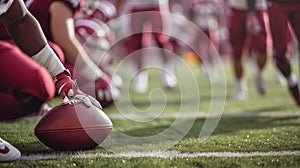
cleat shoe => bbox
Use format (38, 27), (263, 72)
(231, 79), (247, 100)
(162, 60), (177, 89)
(255, 72), (266, 95)
(0, 137), (21, 162)
(288, 85), (300, 105)
(133, 71), (148, 93)
(162, 69), (177, 89)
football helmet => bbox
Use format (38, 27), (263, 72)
(81, 0), (117, 23)
(75, 17), (112, 65)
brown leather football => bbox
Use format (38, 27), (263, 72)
(35, 100), (112, 151)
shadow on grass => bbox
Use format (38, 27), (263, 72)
(113, 116), (300, 138)
(191, 116), (300, 136)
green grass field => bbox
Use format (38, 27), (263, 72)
(1, 57), (300, 168)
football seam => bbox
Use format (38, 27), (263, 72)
(35, 126), (113, 132)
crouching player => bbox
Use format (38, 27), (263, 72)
(0, 0), (101, 161)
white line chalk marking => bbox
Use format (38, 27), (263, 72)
(20, 111), (300, 121)
(21, 150), (300, 161)
(108, 111), (300, 120)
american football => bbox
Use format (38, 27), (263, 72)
(34, 100), (113, 151)
(1, 0), (300, 166)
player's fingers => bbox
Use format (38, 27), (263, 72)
(74, 94), (92, 107)
(67, 89), (74, 97)
(60, 92), (67, 101)
(97, 90), (104, 100)
(62, 96), (69, 103)
(104, 90), (112, 101)
(87, 95), (102, 109)
(111, 86), (121, 100)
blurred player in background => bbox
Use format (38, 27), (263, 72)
(187, 0), (226, 82)
(267, 0), (300, 105)
(75, 0), (123, 91)
(116, 0), (177, 93)
(228, 0), (268, 100)
(0, 0), (101, 161)
(216, 0), (232, 60)
(168, 0), (194, 64)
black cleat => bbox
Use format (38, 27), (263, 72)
(289, 85), (300, 105)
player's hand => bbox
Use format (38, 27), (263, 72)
(246, 13), (262, 35)
(96, 75), (120, 107)
(54, 70), (102, 109)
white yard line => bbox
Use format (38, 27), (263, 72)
(19, 111), (300, 121)
(18, 111), (300, 161)
(20, 150), (300, 161)
(108, 111), (300, 120)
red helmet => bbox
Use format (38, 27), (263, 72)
(82, 0), (117, 23)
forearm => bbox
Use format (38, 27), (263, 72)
(9, 14), (47, 55)
(49, 0), (104, 81)
(59, 38), (105, 81)
(1, 0), (65, 77)
(1, 0), (47, 56)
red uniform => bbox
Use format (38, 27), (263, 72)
(228, 0), (268, 60)
(268, 0), (300, 70)
(0, 40), (55, 120)
(187, 0), (221, 57)
(121, 0), (173, 54)
(25, 0), (82, 41)
(267, 0), (300, 104)
(0, 0), (82, 120)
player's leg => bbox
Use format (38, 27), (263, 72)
(198, 29), (218, 82)
(152, 9), (178, 89)
(0, 41), (55, 121)
(289, 4), (300, 53)
(288, 3), (300, 104)
(268, 3), (299, 104)
(229, 9), (248, 100)
(156, 33), (177, 89)
(130, 9), (154, 93)
(128, 33), (149, 93)
(249, 11), (268, 95)
(153, 12), (176, 89)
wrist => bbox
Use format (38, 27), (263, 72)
(32, 44), (66, 77)
(97, 74), (111, 83)
(81, 65), (104, 81)
(54, 70), (71, 83)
